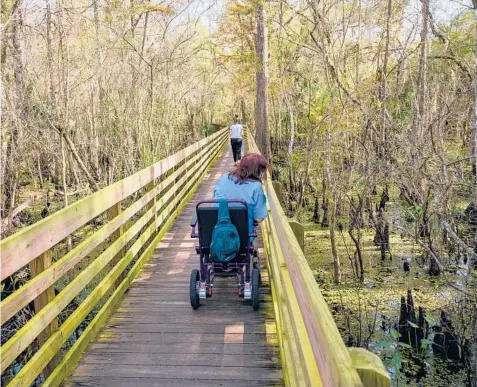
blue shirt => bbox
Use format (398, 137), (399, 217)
(213, 173), (267, 236)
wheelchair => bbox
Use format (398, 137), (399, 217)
(189, 199), (260, 310)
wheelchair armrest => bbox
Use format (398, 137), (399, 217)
(191, 211), (197, 227)
(190, 212), (199, 238)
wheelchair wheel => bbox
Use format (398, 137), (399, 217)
(252, 268), (260, 310)
(190, 269), (200, 310)
(253, 257), (262, 285)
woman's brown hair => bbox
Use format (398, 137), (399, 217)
(229, 153), (268, 183)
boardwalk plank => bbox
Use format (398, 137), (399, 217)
(95, 332), (277, 344)
(86, 342), (280, 355)
(101, 322), (275, 334)
(78, 352), (280, 367)
(72, 364), (282, 380)
(65, 377), (284, 386)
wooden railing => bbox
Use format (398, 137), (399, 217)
(0, 128), (228, 387)
(246, 131), (391, 387)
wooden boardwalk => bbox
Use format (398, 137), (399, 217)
(65, 144), (283, 386)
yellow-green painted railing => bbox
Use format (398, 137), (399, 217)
(0, 128), (228, 387)
(246, 130), (391, 387)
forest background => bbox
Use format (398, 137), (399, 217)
(1, 0), (477, 386)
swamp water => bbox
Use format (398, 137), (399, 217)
(303, 224), (474, 386)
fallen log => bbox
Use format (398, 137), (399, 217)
(1, 194), (41, 233)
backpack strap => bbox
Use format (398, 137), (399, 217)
(217, 198), (231, 223)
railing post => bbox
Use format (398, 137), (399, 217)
(349, 348), (391, 387)
(109, 202), (125, 286)
(156, 163), (172, 229)
(272, 181), (284, 205)
(29, 249), (59, 377)
(146, 179), (158, 230)
(288, 220), (305, 252)
(173, 155), (182, 214)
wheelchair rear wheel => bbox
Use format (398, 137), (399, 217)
(189, 269), (200, 309)
(252, 268), (260, 310)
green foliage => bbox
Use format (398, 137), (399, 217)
(202, 123), (222, 136)
(374, 335), (404, 382)
(420, 339), (433, 350)
(1, 0), (13, 23)
(405, 205), (423, 222)
(451, 206), (466, 218)
(424, 316), (437, 326)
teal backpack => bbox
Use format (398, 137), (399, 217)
(210, 199), (241, 262)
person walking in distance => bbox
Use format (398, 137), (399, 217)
(229, 115), (243, 166)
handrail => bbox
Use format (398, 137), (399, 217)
(246, 130), (391, 387)
(0, 128), (228, 387)
(1, 129), (227, 281)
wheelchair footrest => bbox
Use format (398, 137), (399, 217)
(243, 281), (252, 300)
(199, 281), (207, 299)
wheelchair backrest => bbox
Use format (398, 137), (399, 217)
(196, 201), (249, 253)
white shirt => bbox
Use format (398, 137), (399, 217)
(230, 123), (243, 139)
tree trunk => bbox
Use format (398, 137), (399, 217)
(374, 208), (388, 260)
(60, 128), (100, 192)
(428, 251), (441, 275)
(312, 196), (320, 224)
(297, 176), (305, 210)
(355, 0), (361, 84)
(60, 136), (72, 251)
(349, 228), (364, 282)
(380, 0), (392, 158)
(427, 236), (441, 276)
(0, 0), (13, 67)
(321, 177), (329, 227)
(330, 199), (341, 284)
(241, 98), (247, 125)
(255, 1), (270, 159)
(326, 130), (341, 284)
(93, 0), (104, 102)
(284, 91), (296, 195)
(4, 0), (24, 222)
(46, 0), (60, 189)
(414, 0), (429, 143)
(93, 0), (104, 179)
(473, 1), (477, 256)
(349, 196), (365, 281)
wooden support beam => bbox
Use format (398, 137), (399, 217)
(29, 250), (59, 378)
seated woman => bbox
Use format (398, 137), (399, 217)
(213, 153), (268, 240)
